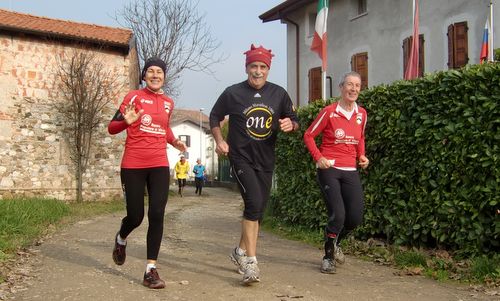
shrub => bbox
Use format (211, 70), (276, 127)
(271, 63), (500, 256)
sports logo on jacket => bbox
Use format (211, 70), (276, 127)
(164, 101), (171, 114)
(139, 114), (166, 135)
(356, 113), (363, 125)
(140, 99), (153, 104)
(335, 128), (345, 139)
(141, 114), (152, 126)
(243, 103), (275, 140)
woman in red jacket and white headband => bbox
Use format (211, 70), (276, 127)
(304, 71), (369, 274)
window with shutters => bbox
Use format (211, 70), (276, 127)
(351, 52), (368, 90)
(179, 135), (190, 147)
(402, 34), (425, 77)
(350, 0), (368, 20)
(308, 67), (322, 102)
(447, 21), (469, 69)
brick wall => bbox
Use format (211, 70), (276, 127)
(0, 33), (136, 201)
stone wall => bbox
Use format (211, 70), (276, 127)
(0, 33), (136, 201)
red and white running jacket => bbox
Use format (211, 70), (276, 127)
(303, 102), (367, 169)
(108, 88), (176, 168)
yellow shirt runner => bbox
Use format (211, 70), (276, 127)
(175, 161), (190, 179)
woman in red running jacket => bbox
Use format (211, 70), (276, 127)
(303, 71), (369, 274)
(108, 57), (186, 289)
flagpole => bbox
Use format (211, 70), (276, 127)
(491, 0), (494, 61)
(321, 71), (326, 100)
(412, 0), (415, 25)
(321, 0), (328, 100)
(404, 0), (419, 79)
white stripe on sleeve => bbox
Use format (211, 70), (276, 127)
(130, 95), (138, 105)
(310, 111), (328, 134)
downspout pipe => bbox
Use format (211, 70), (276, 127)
(283, 16), (300, 108)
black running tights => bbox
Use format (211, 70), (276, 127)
(119, 167), (169, 260)
(317, 168), (364, 243)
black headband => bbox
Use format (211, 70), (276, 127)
(142, 57), (166, 79)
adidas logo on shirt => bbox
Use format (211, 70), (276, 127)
(254, 93), (262, 98)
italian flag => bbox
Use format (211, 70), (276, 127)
(310, 0), (329, 71)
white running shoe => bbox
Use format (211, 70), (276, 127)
(241, 258), (260, 285)
(230, 247), (246, 275)
(320, 258), (336, 274)
(334, 245), (346, 264)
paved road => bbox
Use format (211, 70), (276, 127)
(5, 187), (496, 301)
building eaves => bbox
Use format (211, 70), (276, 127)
(170, 109), (210, 131)
(259, 0), (315, 22)
(0, 9), (133, 49)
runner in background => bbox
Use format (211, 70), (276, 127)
(193, 158), (206, 196)
(174, 154), (190, 197)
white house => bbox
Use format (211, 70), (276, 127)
(260, 0), (499, 107)
(168, 109), (218, 180)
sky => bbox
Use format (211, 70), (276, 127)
(0, 0), (287, 111)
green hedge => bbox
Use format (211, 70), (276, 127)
(271, 63), (500, 256)
(271, 100), (330, 231)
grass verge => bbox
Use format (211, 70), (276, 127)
(262, 216), (500, 288)
(0, 197), (124, 283)
(0, 198), (69, 262)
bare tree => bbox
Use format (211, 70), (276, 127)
(117, 0), (225, 96)
(55, 49), (119, 202)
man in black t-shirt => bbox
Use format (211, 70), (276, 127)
(210, 44), (299, 285)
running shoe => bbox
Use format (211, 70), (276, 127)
(241, 258), (260, 285)
(112, 232), (126, 265)
(334, 245), (345, 264)
(230, 247), (246, 274)
(320, 258), (336, 274)
(143, 268), (166, 289)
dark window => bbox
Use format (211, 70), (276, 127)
(308, 67), (322, 102)
(351, 52), (368, 90)
(358, 0), (367, 14)
(179, 135), (190, 147)
(402, 34), (425, 77)
(447, 21), (469, 69)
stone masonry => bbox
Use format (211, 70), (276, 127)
(0, 32), (138, 201)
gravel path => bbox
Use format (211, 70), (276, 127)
(3, 187), (496, 301)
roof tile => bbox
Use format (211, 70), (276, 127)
(0, 9), (132, 47)
(171, 109), (210, 128)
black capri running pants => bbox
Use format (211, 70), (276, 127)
(231, 162), (273, 221)
(317, 167), (364, 239)
(120, 167), (169, 260)
(177, 178), (186, 187)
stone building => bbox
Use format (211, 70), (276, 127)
(0, 9), (139, 201)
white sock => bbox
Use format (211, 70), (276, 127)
(236, 247), (246, 256)
(246, 256), (257, 263)
(116, 234), (126, 246)
(146, 263), (156, 273)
